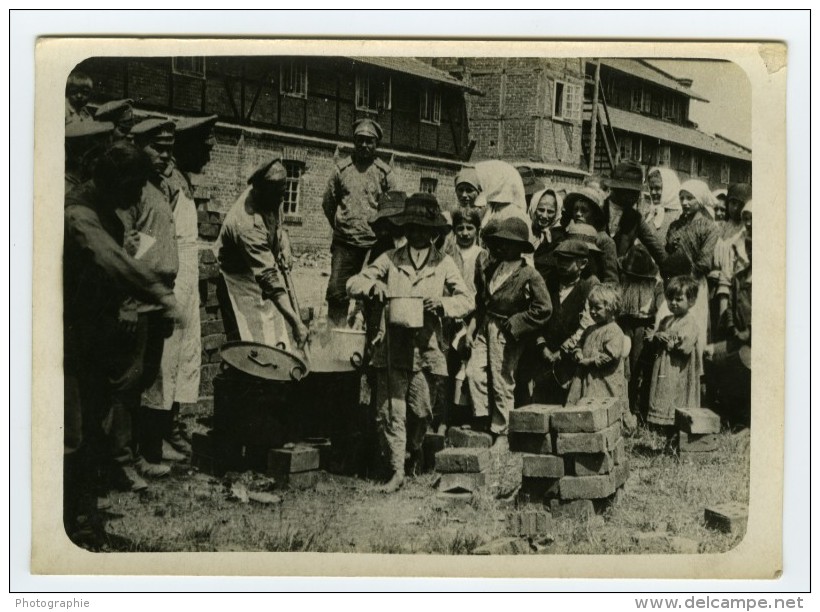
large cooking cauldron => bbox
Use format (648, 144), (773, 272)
(212, 341), (308, 470)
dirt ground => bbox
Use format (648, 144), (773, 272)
(96, 259), (751, 555)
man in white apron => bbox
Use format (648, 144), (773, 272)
(142, 115), (217, 460)
(217, 157), (308, 351)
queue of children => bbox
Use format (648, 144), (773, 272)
(345, 161), (753, 491)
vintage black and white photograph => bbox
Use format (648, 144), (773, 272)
(33, 38), (786, 577)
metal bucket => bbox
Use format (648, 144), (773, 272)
(304, 328), (367, 373)
(388, 296), (424, 329)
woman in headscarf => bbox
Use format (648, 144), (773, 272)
(473, 160), (531, 242)
(709, 183), (751, 330)
(646, 167), (682, 245)
(659, 178), (719, 364)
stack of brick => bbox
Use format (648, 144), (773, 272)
(267, 444), (321, 490)
(510, 398), (629, 511)
(675, 408), (721, 456)
(198, 247), (225, 401)
(434, 439), (491, 500)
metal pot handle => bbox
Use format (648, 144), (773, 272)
(247, 350), (279, 369)
(350, 352), (363, 369)
(275, 341), (286, 350)
(290, 365), (306, 382)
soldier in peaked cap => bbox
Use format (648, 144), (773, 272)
(217, 157), (308, 352)
(65, 119), (115, 194)
(141, 115), (219, 460)
(94, 99), (136, 141)
(322, 117), (398, 326)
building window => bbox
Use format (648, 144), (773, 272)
(631, 88), (643, 112)
(419, 177), (438, 194)
(658, 144), (671, 167)
(356, 73), (391, 112)
(172, 57), (205, 78)
(553, 80), (582, 122)
(420, 87), (442, 124)
(280, 61), (308, 98)
(720, 161), (731, 184)
(282, 161), (304, 219)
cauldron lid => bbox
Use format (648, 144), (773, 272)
(220, 341), (309, 381)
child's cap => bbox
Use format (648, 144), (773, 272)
(553, 239), (590, 259)
(565, 222), (602, 252)
(482, 217), (534, 253)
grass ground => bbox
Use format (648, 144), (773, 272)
(98, 416), (749, 555)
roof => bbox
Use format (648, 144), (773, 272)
(346, 57), (482, 94)
(599, 106), (751, 162)
(600, 59), (709, 103)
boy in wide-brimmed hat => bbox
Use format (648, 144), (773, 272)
(563, 189), (620, 284)
(347, 193), (474, 492)
(465, 217), (552, 448)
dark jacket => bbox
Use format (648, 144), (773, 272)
(537, 274), (600, 351)
(603, 202), (666, 265)
(474, 257), (552, 340)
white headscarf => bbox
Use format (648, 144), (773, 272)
(528, 187), (563, 245)
(679, 179), (716, 216)
(648, 167), (682, 211)
(473, 160), (528, 212)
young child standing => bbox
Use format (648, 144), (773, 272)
(466, 217), (552, 448)
(347, 193), (473, 492)
(647, 276), (703, 441)
(566, 283), (627, 405)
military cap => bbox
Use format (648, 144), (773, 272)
(247, 157), (287, 185)
(130, 117), (175, 144)
(65, 120), (115, 139)
(352, 118), (383, 140)
(176, 114), (218, 135)
(94, 99), (134, 124)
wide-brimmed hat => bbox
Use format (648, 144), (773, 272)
(726, 183), (752, 205)
(608, 160), (644, 192)
(565, 221), (602, 252)
(553, 239), (590, 259)
(563, 187), (605, 219)
(482, 217), (535, 253)
(620, 244), (659, 280)
(392, 192), (449, 229)
(370, 190), (407, 227)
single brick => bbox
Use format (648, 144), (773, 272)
(569, 452), (614, 476)
(438, 472), (486, 494)
(434, 448), (490, 473)
(522, 454), (565, 478)
(518, 476), (561, 504)
(267, 446), (320, 474)
(549, 498), (596, 520)
(199, 262), (220, 280)
(574, 397), (624, 426)
(274, 470), (319, 490)
(199, 223), (220, 239)
(678, 432), (719, 453)
(434, 491), (473, 509)
(555, 421), (621, 455)
(447, 426), (493, 449)
(506, 509), (552, 536)
(551, 404), (610, 433)
(509, 432), (553, 455)
(508, 404), (562, 434)
(676, 408), (721, 434)
(610, 461), (630, 490)
(302, 437), (332, 471)
(560, 473), (615, 500)
(704, 502), (748, 534)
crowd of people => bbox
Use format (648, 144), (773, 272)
(63, 72), (753, 545)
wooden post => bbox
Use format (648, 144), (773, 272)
(588, 59), (601, 174)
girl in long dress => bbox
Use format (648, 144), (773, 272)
(566, 283), (627, 406)
(647, 276), (703, 444)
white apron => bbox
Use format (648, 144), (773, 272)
(142, 189), (202, 410)
(221, 268), (292, 351)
